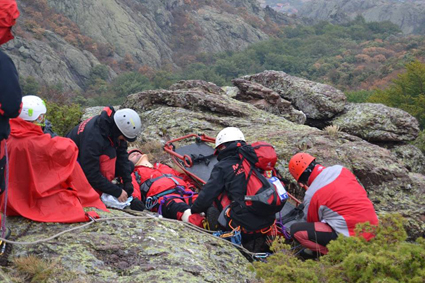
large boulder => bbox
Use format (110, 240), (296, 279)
(388, 144), (425, 175)
(232, 78), (306, 124)
(121, 82), (425, 239)
(241, 70), (347, 120)
(332, 103), (420, 142)
(3, 209), (255, 282)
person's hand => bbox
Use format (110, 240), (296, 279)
(118, 190), (128, 202)
(124, 182), (134, 197)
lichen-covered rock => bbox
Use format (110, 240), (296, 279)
(4, 210), (255, 282)
(232, 78), (306, 124)
(387, 144), (425, 175)
(332, 103), (420, 142)
(241, 70), (346, 119)
(120, 88), (424, 239)
(169, 80), (225, 95)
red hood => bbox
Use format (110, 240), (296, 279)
(0, 0), (19, 45)
(10, 117), (44, 138)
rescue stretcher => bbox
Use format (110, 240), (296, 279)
(163, 133), (305, 233)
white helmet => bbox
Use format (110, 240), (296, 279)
(19, 95), (47, 122)
(215, 127), (245, 148)
(113, 108), (142, 142)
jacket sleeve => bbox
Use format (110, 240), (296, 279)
(115, 140), (133, 184)
(191, 165), (225, 214)
(78, 133), (122, 198)
(0, 51), (22, 119)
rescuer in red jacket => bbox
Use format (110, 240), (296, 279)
(0, 96), (108, 223)
(288, 152), (379, 255)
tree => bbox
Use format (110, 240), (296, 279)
(368, 61), (425, 129)
(111, 72), (152, 97)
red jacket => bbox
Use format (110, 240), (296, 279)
(0, 118), (108, 222)
(304, 165), (378, 239)
(131, 163), (197, 211)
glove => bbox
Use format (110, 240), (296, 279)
(123, 182), (134, 197)
(130, 198), (145, 211)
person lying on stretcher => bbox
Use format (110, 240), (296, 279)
(128, 149), (208, 228)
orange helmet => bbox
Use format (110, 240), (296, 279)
(288, 153), (315, 182)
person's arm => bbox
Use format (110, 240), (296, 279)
(79, 134), (123, 198)
(0, 51), (22, 119)
(191, 166), (225, 214)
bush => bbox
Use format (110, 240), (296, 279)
(45, 101), (83, 136)
(345, 90), (374, 103)
(254, 214), (425, 283)
(412, 129), (425, 154)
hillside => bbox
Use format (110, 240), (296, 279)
(3, 0), (295, 92)
(264, 0), (425, 34)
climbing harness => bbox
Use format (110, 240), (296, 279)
(213, 227), (242, 246)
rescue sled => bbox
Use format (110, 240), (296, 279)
(163, 133), (304, 232)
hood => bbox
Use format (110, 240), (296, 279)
(10, 117), (44, 138)
(217, 141), (246, 161)
(0, 0), (19, 45)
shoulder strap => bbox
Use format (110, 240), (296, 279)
(140, 174), (184, 194)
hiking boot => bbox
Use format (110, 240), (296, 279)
(243, 236), (269, 253)
(203, 206), (220, 231)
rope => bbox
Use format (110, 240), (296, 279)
(1, 141), (9, 238)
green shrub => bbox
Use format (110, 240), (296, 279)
(412, 129), (425, 154)
(345, 90), (374, 103)
(254, 214), (425, 283)
(45, 102), (83, 136)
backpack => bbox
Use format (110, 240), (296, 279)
(237, 142), (287, 216)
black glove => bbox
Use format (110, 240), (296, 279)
(123, 182), (134, 197)
(130, 198), (145, 211)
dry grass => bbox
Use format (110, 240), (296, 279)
(324, 125), (340, 138)
(13, 255), (60, 283)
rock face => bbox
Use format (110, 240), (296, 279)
(241, 70), (347, 120)
(296, 0), (425, 34)
(332, 103), (420, 142)
(232, 78), (306, 124)
(3, 210), (255, 282)
(119, 78), (424, 240)
(2, 32), (116, 92)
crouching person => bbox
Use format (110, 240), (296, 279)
(288, 153), (379, 256)
(0, 95), (108, 222)
(128, 149), (205, 227)
(67, 106), (144, 211)
(191, 127), (285, 253)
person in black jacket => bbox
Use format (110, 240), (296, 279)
(67, 106), (142, 204)
(191, 127), (273, 252)
(0, 0), (21, 243)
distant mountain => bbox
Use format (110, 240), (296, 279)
(2, 0), (295, 92)
(263, 0), (425, 34)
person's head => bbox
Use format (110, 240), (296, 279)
(288, 152), (317, 189)
(19, 95), (47, 126)
(214, 127), (245, 154)
(114, 108), (142, 142)
(128, 149), (153, 168)
(0, 0), (19, 45)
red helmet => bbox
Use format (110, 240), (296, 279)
(288, 153), (315, 182)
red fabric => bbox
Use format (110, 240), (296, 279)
(293, 230), (329, 254)
(314, 222), (333, 233)
(0, 118), (108, 223)
(0, 0), (19, 45)
(132, 163), (197, 211)
(99, 154), (116, 182)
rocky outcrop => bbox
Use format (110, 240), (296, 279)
(232, 78), (306, 124)
(119, 80), (424, 239)
(296, 0), (425, 34)
(241, 70), (346, 120)
(332, 103), (420, 142)
(169, 80), (225, 95)
(388, 144), (425, 175)
(3, 32), (116, 92)
(3, 209), (255, 282)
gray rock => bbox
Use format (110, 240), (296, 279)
(242, 70), (347, 119)
(388, 144), (425, 175)
(169, 80), (225, 95)
(232, 78), (306, 124)
(332, 103), (420, 142)
(4, 210), (255, 282)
